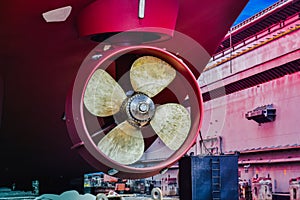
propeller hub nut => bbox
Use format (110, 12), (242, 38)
(126, 93), (155, 127)
(139, 102), (149, 113)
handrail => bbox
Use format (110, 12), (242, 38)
(204, 14), (300, 71)
(230, 0), (290, 33)
(215, 12), (300, 61)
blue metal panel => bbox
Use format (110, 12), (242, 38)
(179, 155), (238, 200)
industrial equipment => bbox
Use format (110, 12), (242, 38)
(290, 177), (300, 200)
(245, 104), (276, 124)
(251, 177), (272, 200)
(179, 155), (239, 200)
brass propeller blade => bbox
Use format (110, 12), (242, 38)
(84, 69), (127, 117)
(150, 103), (191, 150)
(130, 56), (176, 98)
(98, 121), (145, 165)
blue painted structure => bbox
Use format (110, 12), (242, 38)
(179, 155), (239, 200)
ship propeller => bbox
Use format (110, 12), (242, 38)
(84, 56), (191, 165)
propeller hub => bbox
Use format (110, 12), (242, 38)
(126, 93), (155, 127)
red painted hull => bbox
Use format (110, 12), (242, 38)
(0, 0), (247, 190)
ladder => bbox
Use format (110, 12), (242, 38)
(211, 158), (221, 200)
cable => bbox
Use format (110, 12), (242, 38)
(199, 131), (213, 155)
